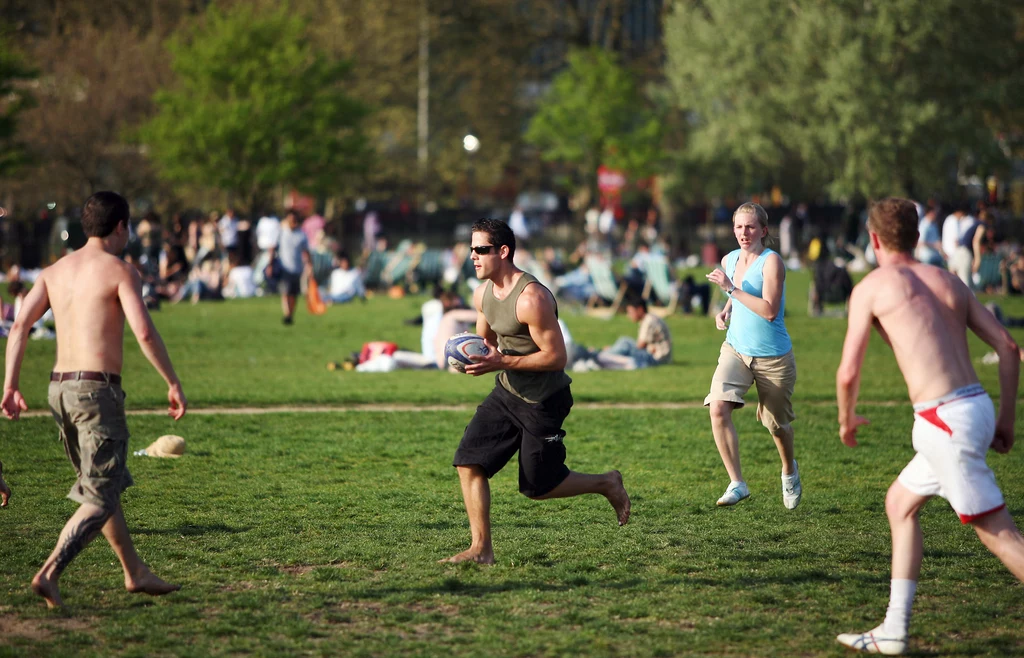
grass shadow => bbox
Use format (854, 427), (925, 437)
(133, 523), (250, 536)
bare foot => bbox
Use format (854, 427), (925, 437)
(31, 572), (64, 609)
(438, 547), (495, 565)
(606, 470), (631, 526)
(0, 477), (10, 507)
(126, 568), (181, 596)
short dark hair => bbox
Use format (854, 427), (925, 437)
(471, 218), (516, 258)
(867, 198), (919, 254)
(81, 191), (130, 238)
(625, 293), (647, 311)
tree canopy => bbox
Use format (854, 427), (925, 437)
(138, 4), (370, 211)
(525, 48), (661, 199)
(664, 0), (1024, 201)
(0, 36), (35, 178)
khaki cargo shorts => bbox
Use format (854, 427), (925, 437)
(48, 379), (133, 510)
(704, 342), (796, 433)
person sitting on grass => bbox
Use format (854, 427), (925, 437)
(172, 253), (223, 304)
(222, 248), (256, 300)
(592, 296), (672, 371)
(327, 250), (366, 304)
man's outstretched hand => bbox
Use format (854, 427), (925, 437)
(839, 415), (870, 447)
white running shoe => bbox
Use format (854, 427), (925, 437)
(836, 626), (907, 655)
(716, 481), (750, 506)
(782, 461), (802, 510)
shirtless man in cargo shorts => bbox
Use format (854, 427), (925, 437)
(3, 191), (188, 608)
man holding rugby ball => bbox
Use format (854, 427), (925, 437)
(441, 219), (630, 565)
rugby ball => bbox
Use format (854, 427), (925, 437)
(444, 333), (489, 373)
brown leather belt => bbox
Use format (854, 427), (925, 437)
(50, 371), (122, 385)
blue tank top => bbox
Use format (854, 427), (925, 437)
(725, 248), (792, 357)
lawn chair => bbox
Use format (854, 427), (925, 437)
(641, 255), (679, 318)
(381, 239), (414, 288)
(414, 249), (445, 289)
(362, 250), (388, 291)
(584, 255), (627, 319)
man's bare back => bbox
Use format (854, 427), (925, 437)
(855, 262), (980, 404)
(837, 196), (1018, 452)
(46, 246), (134, 374)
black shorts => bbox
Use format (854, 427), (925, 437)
(453, 384), (572, 497)
(278, 271), (302, 296)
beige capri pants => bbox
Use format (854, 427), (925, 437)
(704, 342), (796, 433)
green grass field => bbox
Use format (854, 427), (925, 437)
(3, 271), (1024, 657)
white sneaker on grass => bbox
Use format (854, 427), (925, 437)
(716, 481), (750, 506)
(782, 461), (802, 509)
(836, 626), (907, 655)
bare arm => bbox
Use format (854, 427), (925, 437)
(466, 284), (566, 375)
(967, 290), (1020, 453)
(972, 226), (986, 273)
(836, 281), (875, 446)
(119, 266), (187, 420)
(710, 255), (733, 329)
(2, 276), (51, 419)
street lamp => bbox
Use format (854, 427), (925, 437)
(463, 134), (480, 209)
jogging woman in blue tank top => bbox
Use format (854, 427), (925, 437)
(704, 203), (801, 509)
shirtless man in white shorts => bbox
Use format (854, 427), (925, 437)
(834, 197), (1024, 655)
(3, 191), (187, 608)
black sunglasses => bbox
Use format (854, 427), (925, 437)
(471, 245), (497, 255)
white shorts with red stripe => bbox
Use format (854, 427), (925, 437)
(899, 383), (1005, 524)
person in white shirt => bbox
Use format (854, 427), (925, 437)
(253, 213), (282, 292)
(951, 211), (980, 287)
(223, 250), (256, 299)
(941, 206), (966, 268)
(508, 206), (530, 241)
(254, 213), (281, 252)
(327, 252), (365, 304)
(598, 205), (615, 236)
(217, 208), (239, 251)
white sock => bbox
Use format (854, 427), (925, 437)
(881, 579), (916, 638)
(729, 480), (745, 488)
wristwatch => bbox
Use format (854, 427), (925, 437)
(726, 284), (736, 296)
